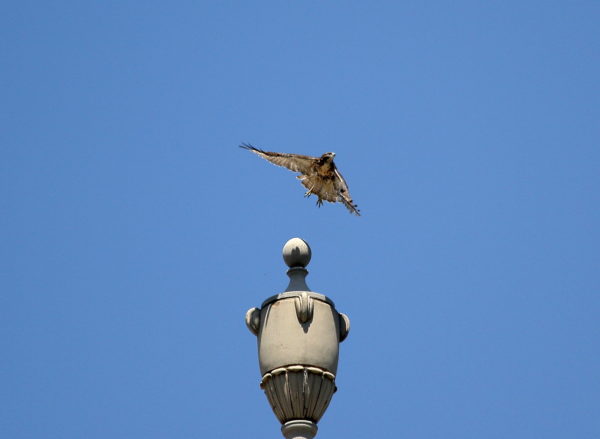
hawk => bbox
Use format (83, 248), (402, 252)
(240, 143), (360, 216)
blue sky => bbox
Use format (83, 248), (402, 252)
(2, 1), (599, 438)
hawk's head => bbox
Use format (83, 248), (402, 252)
(321, 152), (336, 161)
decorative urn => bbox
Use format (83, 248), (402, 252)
(245, 238), (350, 439)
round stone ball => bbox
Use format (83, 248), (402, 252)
(282, 238), (312, 268)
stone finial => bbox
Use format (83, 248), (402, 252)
(283, 238), (312, 292)
(283, 237), (311, 268)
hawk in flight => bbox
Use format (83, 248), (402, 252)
(240, 143), (360, 216)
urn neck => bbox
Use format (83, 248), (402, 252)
(285, 266), (310, 292)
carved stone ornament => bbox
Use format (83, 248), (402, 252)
(294, 292), (314, 323)
(246, 238), (351, 437)
(261, 365), (336, 424)
(245, 307), (260, 335)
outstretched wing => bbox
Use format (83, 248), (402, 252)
(240, 143), (317, 174)
(333, 168), (361, 216)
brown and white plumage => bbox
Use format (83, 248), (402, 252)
(240, 143), (360, 216)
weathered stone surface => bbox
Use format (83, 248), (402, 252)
(257, 295), (341, 375)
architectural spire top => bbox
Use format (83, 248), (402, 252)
(282, 238), (311, 292)
(282, 237), (311, 268)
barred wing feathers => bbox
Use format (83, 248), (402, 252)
(333, 169), (360, 216)
(239, 143), (316, 174)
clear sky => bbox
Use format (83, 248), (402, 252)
(2, 2), (599, 438)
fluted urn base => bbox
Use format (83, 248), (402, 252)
(260, 365), (337, 424)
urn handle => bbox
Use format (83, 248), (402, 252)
(339, 312), (350, 342)
(245, 307), (261, 335)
